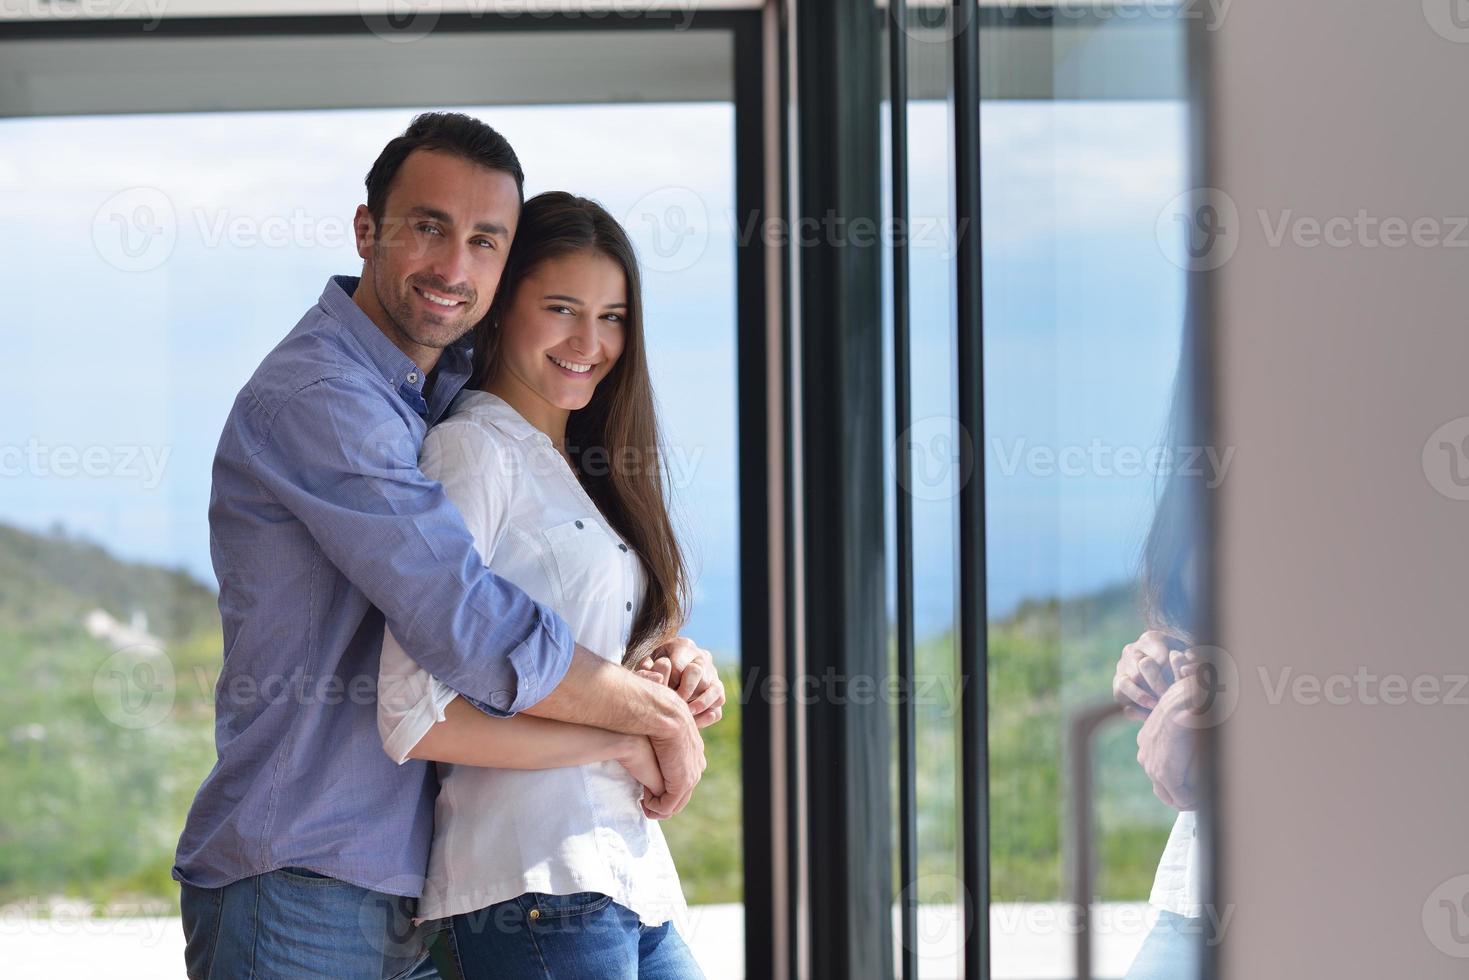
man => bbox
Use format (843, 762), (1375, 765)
(174, 112), (724, 980)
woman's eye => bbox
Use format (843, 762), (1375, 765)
(602, 313), (623, 323)
(548, 305), (573, 315)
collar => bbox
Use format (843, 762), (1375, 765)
(451, 389), (552, 446)
(320, 274), (475, 393)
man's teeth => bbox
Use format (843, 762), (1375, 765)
(417, 288), (461, 307)
(549, 355), (593, 374)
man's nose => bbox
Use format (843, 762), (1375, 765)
(427, 240), (474, 295)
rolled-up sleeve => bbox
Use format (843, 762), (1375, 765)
(377, 624), (460, 764)
(247, 376), (574, 719)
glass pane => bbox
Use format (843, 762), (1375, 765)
(0, 102), (742, 977)
(977, 7), (1206, 980)
(885, 4), (967, 978)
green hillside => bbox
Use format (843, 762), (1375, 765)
(0, 522), (1173, 912)
(919, 583), (1177, 903)
(0, 523), (222, 908)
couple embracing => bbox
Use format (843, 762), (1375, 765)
(172, 111), (723, 980)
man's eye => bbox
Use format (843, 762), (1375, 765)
(474, 238), (496, 249)
(417, 224), (442, 236)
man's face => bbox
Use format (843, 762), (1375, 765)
(354, 148), (520, 358)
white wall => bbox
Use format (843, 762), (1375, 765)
(1209, 0), (1469, 976)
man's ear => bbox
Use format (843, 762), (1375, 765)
(352, 204), (375, 261)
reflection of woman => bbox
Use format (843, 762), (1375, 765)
(1113, 372), (1210, 979)
(376, 192), (708, 978)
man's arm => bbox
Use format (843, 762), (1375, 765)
(255, 378), (705, 815)
(248, 377), (573, 716)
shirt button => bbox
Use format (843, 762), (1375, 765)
(575, 520), (584, 529)
(406, 372), (418, 384)
(618, 543), (628, 553)
(625, 601), (632, 611)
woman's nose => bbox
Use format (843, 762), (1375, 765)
(568, 315), (598, 354)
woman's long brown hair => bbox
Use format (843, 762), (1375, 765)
(469, 191), (690, 667)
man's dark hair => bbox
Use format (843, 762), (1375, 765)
(364, 111), (525, 224)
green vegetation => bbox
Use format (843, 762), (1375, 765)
(0, 522), (1175, 913)
(977, 585), (1175, 902)
(0, 523), (220, 911)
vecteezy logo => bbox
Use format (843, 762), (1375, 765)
(1422, 416), (1469, 500)
(898, 416), (976, 502)
(93, 644), (176, 730)
(622, 187), (709, 274)
(1155, 187), (1240, 272)
(1423, 0), (1469, 42)
(1423, 874), (1469, 957)
(357, 874), (430, 958)
(359, 0), (442, 43)
(92, 187), (177, 273)
(894, 873), (972, 956)
(1174, 645), (1240, 729)
(893, 0), (977, 45)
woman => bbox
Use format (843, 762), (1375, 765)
(377, 191), (707, 979)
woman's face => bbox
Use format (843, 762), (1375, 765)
(493, 249), (628, 412)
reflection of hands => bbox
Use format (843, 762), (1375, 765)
(635, 636), (726, 729)
(1112, 629), (1189, 720)
(1136, 672), (1206, 811)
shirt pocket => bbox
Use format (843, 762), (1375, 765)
(541, 516), (628, 633)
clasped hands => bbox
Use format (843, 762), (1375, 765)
(1112, 629), (1210, 811)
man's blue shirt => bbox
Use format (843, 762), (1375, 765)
(173, 275), (574, 897)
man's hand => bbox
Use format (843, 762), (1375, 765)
(635, 636), (726, 729)
(642, 684), (707, 819)
(1136, 672), (1206, 810)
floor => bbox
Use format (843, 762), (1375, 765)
(5, 902), (1158, 978)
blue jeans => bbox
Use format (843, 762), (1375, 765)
(436, 891), (704, 980)
(1123, 910), (1205, 980)
(179, 867), (441, 980)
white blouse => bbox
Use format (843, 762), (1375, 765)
(1148, 810), (1202, 918)
(376, 389), (687, 928)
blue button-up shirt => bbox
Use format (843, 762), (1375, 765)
(173, 275), (574, 898)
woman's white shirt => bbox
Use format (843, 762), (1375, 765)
(376, 389), (686, 927)
(1148, 810), (1202, 918)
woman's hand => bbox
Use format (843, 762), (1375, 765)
(635, 636), (726, 729)
(1112, 629), (1185, 720)
(615, 734), (666, 800)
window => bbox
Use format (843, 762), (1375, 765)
(0, 18), (753, 976)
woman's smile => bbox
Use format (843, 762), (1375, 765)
(548, 353), (597, 377)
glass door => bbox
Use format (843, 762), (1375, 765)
(882, 3), (1215, 978)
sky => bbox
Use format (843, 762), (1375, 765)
(0, 99), (1188, 660)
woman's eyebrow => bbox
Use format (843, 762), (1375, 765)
(541, 295), (628, 309)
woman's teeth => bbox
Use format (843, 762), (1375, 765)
(549, 355), (594, 375)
